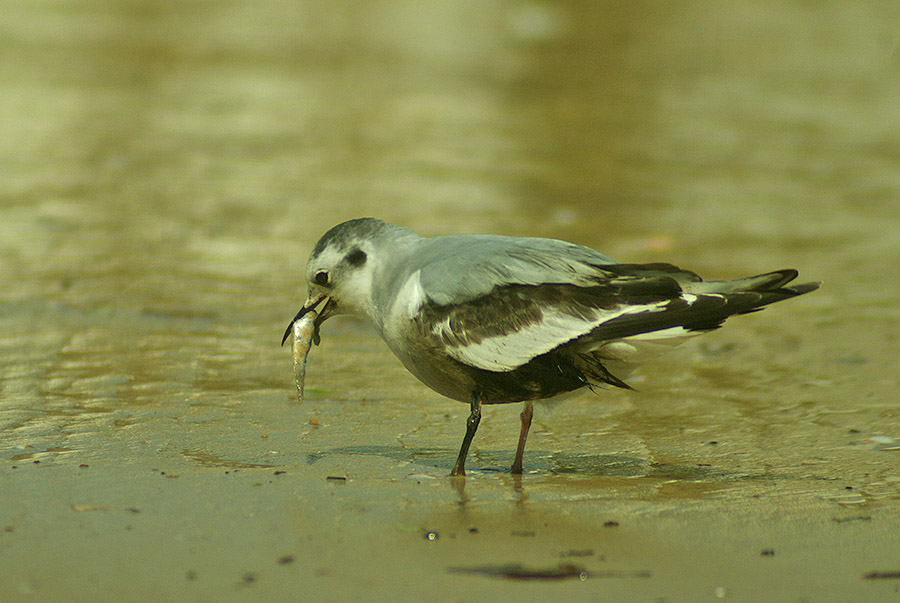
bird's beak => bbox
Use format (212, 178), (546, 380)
(280, 294), (335, 346)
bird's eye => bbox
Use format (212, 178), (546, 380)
(314, 271), (329, 286)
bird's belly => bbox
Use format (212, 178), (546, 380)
(381, 333), (587, 405)
(384, 338), (477, 403)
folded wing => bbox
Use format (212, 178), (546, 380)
(416, 261), (817, 374)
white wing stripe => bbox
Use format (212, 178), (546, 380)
(435, 301), (669, 371)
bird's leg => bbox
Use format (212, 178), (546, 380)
(450, 393), (482, 476)
(511, 401), (534, 474)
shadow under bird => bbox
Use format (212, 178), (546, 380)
(282, 218), (819, 476)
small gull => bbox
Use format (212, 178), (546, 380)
(282, 218), (818, 476)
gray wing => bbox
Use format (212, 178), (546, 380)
(415, 234), (619, 306)
(409, 235), (703, 371)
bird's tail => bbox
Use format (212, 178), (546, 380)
(686, 269), (820, 311)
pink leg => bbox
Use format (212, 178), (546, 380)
(511, 402), (534, 474)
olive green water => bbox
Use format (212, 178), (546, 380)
(2, 1), (900, 601)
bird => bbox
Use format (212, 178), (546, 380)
(281, 218), (819, 476)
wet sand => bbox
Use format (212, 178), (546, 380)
(2, 1), (900, 600)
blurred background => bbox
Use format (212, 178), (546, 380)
(2, 1), (899, 600)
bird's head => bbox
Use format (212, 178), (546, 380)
(281, 218), (416, 345)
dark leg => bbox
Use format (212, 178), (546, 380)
(511, 402), (533, 474)
(450, 393), (482, 476)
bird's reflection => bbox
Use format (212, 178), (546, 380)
(448, 471), (530, 508)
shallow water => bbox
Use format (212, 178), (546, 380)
(2, 1), (900, 600)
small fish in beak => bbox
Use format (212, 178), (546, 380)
(289, 309), (318, 403)
(282, 295), (334, 403)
